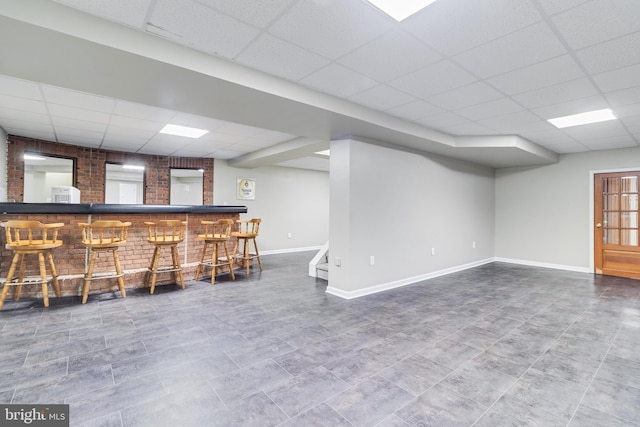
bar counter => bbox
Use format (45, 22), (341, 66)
(0, 203), (248, 302)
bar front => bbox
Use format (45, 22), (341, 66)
(0, 203), (247, 302)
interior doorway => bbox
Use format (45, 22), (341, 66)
(594, 171), (640, 278)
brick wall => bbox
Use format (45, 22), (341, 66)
(7, 135), (214, 205)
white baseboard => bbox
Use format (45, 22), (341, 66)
(326, 258), (495, 300)
(260, 246), (323, 256)
(494, 257), (591, 273)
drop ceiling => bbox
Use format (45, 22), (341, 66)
(0, 0), (639, 171)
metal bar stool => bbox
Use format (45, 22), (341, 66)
(194, 219), (235, 285)
(144, 220), (186, 294)
(232, 218), (262, 274)
(79, 220), (131, 304)
(0, 220), (64, 310)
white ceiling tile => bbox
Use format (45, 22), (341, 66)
(52, 0), (152, 28)
(236, 34), (329, 81)
(0, 119), (54, 134)
(301, 64), (378, 98)
(208, 149), (245, 159)
(478, 110), (548, 133)
(349, 85), (416, 111)
(104, 125), (156, 140)
(42, 86), (115, 113)
(389, 60), (477, 99)
(54, 126), (105, 141)
(386, 100), (443, 121)
(150, 0), (260, 58)
(416, 112), (470, 129)
(439, 122), (498, 136)
(168, 113), (226, 131)
(55, 134), (103, 147)
(593, 63), (640, 93)
(605, 87), (640, 109)
(488, 55), (584, 95)
(100, 139), (149, 152)
(520, 128), (579, 145)
(51, 117), (107, 133)
(535, 0), (591, 16)
(580, 136), (638, 150)
(0, 107), (51, 125)
(532, 95), (609, 120)
(512, 78), (600, 109)
(196, 0), (296, 28)
(213, 122), (272, 138)
(338, 29), (441, 82)
(425, 82), (504, 111)
(453, 22), (567, 78)
(456, 98), (524, 121)
(542, 141), (589, 153)
(268, 0), (392, 59)
(0, 76), (42, 99)
(404, 0), (542, 56)
(551, 0), (640, 50)
(0, 94), (48, 115)
(576, 32), (640, 75)
(109, 115), (165, 132)
(616, 103), (640, 119)
(48, 104), (111, 124)
(253, 129), (296, 144)
(2, 128), (56, 142)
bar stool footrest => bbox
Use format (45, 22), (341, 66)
(1, 276), (50, 286)
(84, 271), (125, 281)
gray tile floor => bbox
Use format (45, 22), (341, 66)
(2, 252), (640, 426)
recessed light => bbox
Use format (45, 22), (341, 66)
(159, 124), (209, 138)
(315, 149), (330, 156)
(365, 0), (438, 21)
(548, 108), (617, 129)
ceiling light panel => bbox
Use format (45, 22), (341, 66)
(365, 0), (438, 21)
(548, 108), (617, 128)
(159, 124), (209, 138)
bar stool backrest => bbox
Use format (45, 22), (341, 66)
(235, 218), (261, 237)
(145, 220), (186, 243)
(201, 218), (233, 239)
(79, 220), (131, 247)
(1, 220), (64, 249)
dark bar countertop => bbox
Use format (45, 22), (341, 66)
(0, 203), (248, 215)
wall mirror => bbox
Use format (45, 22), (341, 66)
(105, 163), (145, 204)
(170, 168), (204, 205)
(23, 153), (75, 203)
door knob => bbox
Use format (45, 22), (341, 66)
(596, 223), (602, 228)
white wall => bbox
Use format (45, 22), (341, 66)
(495, 146), (640, 270)
(329, 139), (495, 298)
(213, 159), (329, 253)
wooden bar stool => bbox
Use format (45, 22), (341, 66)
(79, 220), (131, 304)
(194, 219), (235, 285)
(144, 220), (186, 294)
(0, 220), (64, 310)
(232, 218), (262, 274)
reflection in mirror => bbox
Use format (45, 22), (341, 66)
(23, 153), (75, 202)
(105, 163), (145, 204)
(170, 169), (204, 205)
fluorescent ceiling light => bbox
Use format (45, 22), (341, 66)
(365, 0), (438, 21)
(315, 149), (330, 156)
(24, 154), (46, 160)
(122, 164), (145, 170)
(159, 124), (209, 138)
(548, 108), (617, 129)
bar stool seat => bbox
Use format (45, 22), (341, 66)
(144, 220), (186, 294)
(194, 219), (235, 284)
(79, 220), (131, 304)
(232, 218), (262, 274)
(0, 220), (64, 310)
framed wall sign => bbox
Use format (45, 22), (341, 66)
(237, 177), (256, 200)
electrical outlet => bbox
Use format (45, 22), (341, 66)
(369, 255), (375, 266)
(335, 257), (341, 267)
(287, 233), (292, 239)
(431, 248), (435, 256)
(472, 241), (476, 249)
